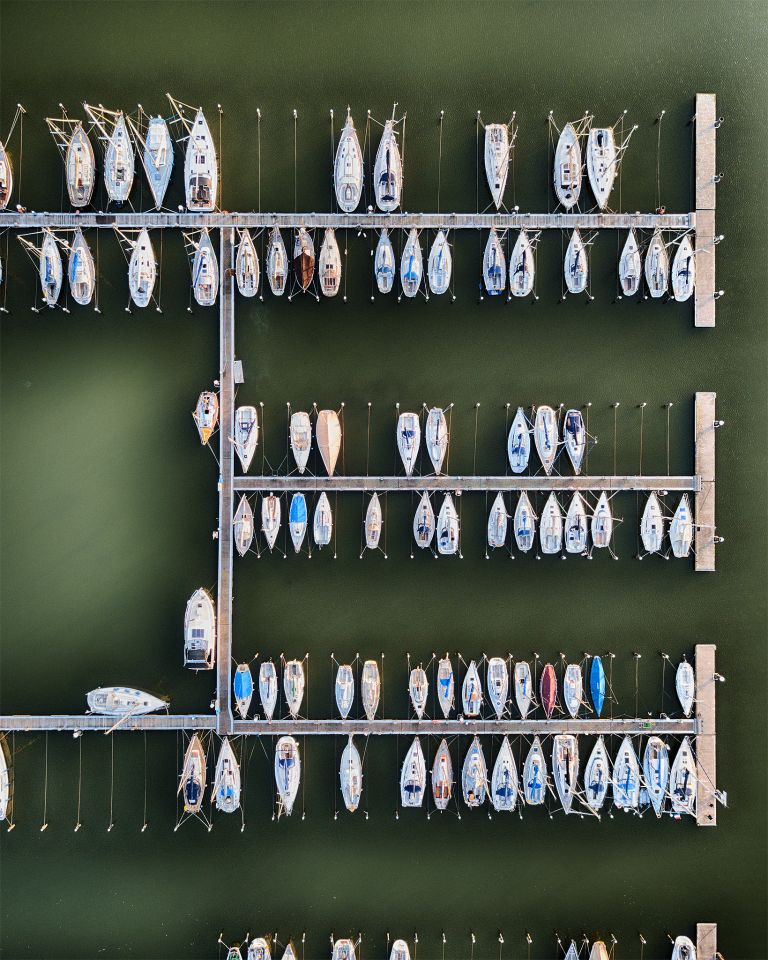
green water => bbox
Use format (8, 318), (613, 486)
(1, 1), (767, 957)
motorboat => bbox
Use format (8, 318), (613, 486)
(193, 390), (218, 445)
(513, 661), (533, 718)
(591, 492), (613, 549)
(462, 659), (483, 717)
(564, 229), (588, 294)
(233, 663), (254, 719)
(313, 492), (333, 547)
(192, 229), (218, 306)
(539, 493), (563, 554)
(184, 587), (215, 670)
(316, 409), (342, 476)
(643, 735), (670, 817)
(513, 492), (536, 552)
(389, 941), (410, 960)
(534, 405), (559, 475)
(427, 229), (452, 295)
(39, 230), (63, 307)
(374, 114), (402, 212)
(236, 229), (260, 297)
(432, 738), (453, 810)
(293, 227), (315, 292)
(523, 737), (546, 805)
(361, 659), (380, 720)
(365, 493), (382, 549)
(319, 227), (341, 297)
(676, 660), (695, 717)
(332, 941), (356, 960)
(68, 228), (95, 306)
(258, 661), (278, 720)
(670, 494), (693, 558)
(142, 116), (174, 209)
(178, 733), (206, 813)
(185, 108), (217, 212)
(340, 736), (363, 812)
(234, 406), (259, 472)
(233, 494), (255, 557)
(487, 657), (508, 718)
(487, 492), (508, 549)
(0, 141), (10, 209)
(484, 123), (509, 208)
(283, 660), (305, 718)
(539, 663), (557, 718)
(584, 736), (610, 812)
(552, 734), (579, 813)
(462, 737), (487, 807)
(483, 228), (506, 295)
(413, 492), (435, 549)
(289, 492), (308, 553)
(507, 406), (531, 473)
(640, 492), (665, 553)
(374, 228), (396, 293)
(671, 235), (695, 302)
(267, 227), (288, 295)
(554, 122), (582, 209)
(612, 736), (641, 810)
(563, 408), (586, 474)
(436, 493), (459, 556)
(425, 406), (449, 473)
(437, 656), (454, 718)
(509, 230), (535, 297)
(86, 687), (167, 715)
(409, 666), (428, 718)
(103, 112), (134, 203)
(619, 229), (641, 295)
(248, 939), (271, 960)
(586, 126), (617, 209)
(491, 736), (518, 811)
(400, 737), (426, 807)
(261, 493), (281, 551)
(66, 123), (96, 207)
(400, 228), (422, 297)
(565, 492), (589, 554)
(671, 937), (697, 960)
(334, 108), (363, 213)
(590, 656), (606, 716)
(290, 411), (312, 473)
(213, 737), (240, 813)
(397, 411), (421, 476)
(563, 663), (582, 718)
(335, 664), (355, 719)
(645, 229), (669, 298)
(128, 227), (156, 307)
(274, 735), (300, 815)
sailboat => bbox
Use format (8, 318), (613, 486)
(671, 936), (697, 960)
(334, 108), (364, 213)
(483, 228), (506, 295)
(676, 660), (695, 717)
(86, 687), (167, 715)
(462, 660), (483, 717)
(534, 405), (559, 475)
(413, 492), (435, 549)
(564, 944), (579, 960)
(178, 733), (206, 813)
(184, 587), (215, 670)
(670, 494), (694, 558)
(247, 939), (271, 960)
(640, 492), (665, 553)
(340, 736), (363, 812)
(261, 493), (281, 551)
(397, 411), (421, 475)
(484, 123), (509, 208)
(274, 736), (300, 815)
(565, 492), (589, 554)
(554, 122), (582, 209)
(409, 666), (428, 718)
(586, 126), (617, 209)
(332, 941), (357, 960)
(427, 230), (452, 295)
(462, 737), (488, 807)
(290, 411), (312, 473)
(513, 492), (536, 552)
(361, 660), (380, 720)
(316, 409), (342, 476)
(335, 664), (355, 719)
(319, 227), (341, 297)
(213, 738), (241, 813)
(400, 228), (423, 297)
(563, 408), (586, 473)
(491, 736), (518, 811)
(68, 228), (95, 306)
(233, 663), (254, 719)
(612, 736), (641, 810)
(267, 227), (288, 295)
(487, 493), (508, 549)
(374, 111), (402, 212)
(645, 229), (669, 298)
(432, 738), (453, 810)
(289, 493), (308, 553)
(552, 734), (579, 813)
(236, 229), (260, 297)
(425, 407), (449, 473)
(589, 943), (610, 960)
(523, 737), (546, 805)
(513, 661), (533, 718)
(642, 735), (670, 817)
(258, 661), (278, 720)
(283, 660), (305, 718)
(293, 227), (315, 292)
(0, 141), (12, 210)
(313, 492), (333, 547)
(193, 390), (219, 444)
(487, 657), (508, 718)
(400, 737), (426, 807)
(66, 123), (96, 207)
(39, 230), (63, 307)
(590, 656), (606, 717)
(539, 493), (563, 555)
(184, 109), (217, 212)
(365, 493), (382, 549)
(103, 112), (134, 203)
(619, 229), (641, 295)
(234, 406), (259, 473)
(141, 116), (174, 209)
(564, 229), (588, 294)
(671, 234), (695, 302)
(128, 227), (156, 307)
(584, 736), (610, 812)
(591, 492), (613, 549)
(192, 229), (219, 306)
(563, 663), (583, 718)
(389, 941), (410, 960)
(509, 230), (535, 297)
(233, 495), (255, 557)
(374, 228), (395, 293)
(540, 663), (557, 719)
(437, 656), (454, 718)
(507, 407), (531, 473)
(437, 493), (459, 556)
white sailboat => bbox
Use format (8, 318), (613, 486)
(247, 939), (271, 960)
(462, 737), (487, 807)
(436, 493), (459, 555)
(431, 738), (453, 811)
(128, 227), (156, 308)
(316, 409), (342, 476)
(319, 227), (342, 298)
(213, 738), (240, 813)
(487, 492), (508, 549)
(294, 226), (314, 290)
(670, 737), (697, 816)
(640, 492), (665, 553)
(397, 411), (421, 476)
(313, 492), (333, 547)
(267, 227), (288, 296)
(409, 666), (428, 718)
(258, 661), (278, 720)
(565, 492), (589, 554)
(233, 495), (254, 557)
(0, 141), (10, 210)
(563, 408), (586, 474)
(290, 411), (312, 473)
(192, 229), (219, 306)
(361, 660), (380, 720)
(645, 229), (669, 298)
(554, 122), (582, 209)
(513, 661), (533, 718)
(274, 735), (300, 815)
(184, 587), (215, 670)
(365, 493), (382, 549)
(86, 687), (167, 715)
(642, 735), (670, 817)
(612, 736), (641, 810)
(425, 407), (449, 473)
(487, 657), (508, 718)
(236, 229), (260, 297)
(340, 736), (363, 812)
(552, 734), (579, 813)
(462, 660), (483, 717)
(374, 113), (402, 212)
(671, 936), (697, 960)
(586, 127), (617, 209)
(141, 116), (174, 209)
(289, 493), (308, 553)
(389, 941), (410, 960)
(193, 390), (218, 445)
(178, 733), (206, 813)
(332, 942), (356, 960)
(523, 736), (546, 805)
(184, 109), (217, 212)
(591, 491), (613, 549)
(507, 407), (531, 473)
(619, 229), (641, 296)
(491, 736), (518, 811)
(374, 228), (396, 293)
(335, 664), (355, 719)
(437, 656), (454, 718)
(584, 736), (611, 812)
(513, 492), (536, 552)
(539, 492), (563, 554)
(400, 737), (426, 807)
(261, 493), (281, 551)
(413, 492), (435, 549)
(564, 229), (588, 294)
(589, 943), (610, 960)
(670, 494), (694, 558)
(484, 123), (510, 208)
(104, 113), (134, 203)
(482, 228), (506, 295)
(233, 663), (254, 719)
(676, 660), (695, 717)
(534, 405), (559, 475)
(39, 230), (63, 307)
(672, 234), (695, 302)
(400, 228), (422, 297)
(334, 108), (363, 213)
(509, 230), (535, 297)
(283, 660), (305, 718)
(427, 230), (452, 295)
(67, 228), (95, 306)
(234, 406), (259, 473)
(66, 123), (96, 208)
(563, 663), (583, 718)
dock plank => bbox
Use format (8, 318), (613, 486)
(696, 923), (718, 960)
(695, 209), (716, 328)
(694, 392), (717, 572)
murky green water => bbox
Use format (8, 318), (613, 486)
(1, 1), (767, 958)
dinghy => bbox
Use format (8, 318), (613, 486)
(564, 229), (588, 294)
(274, 736), (300, 815)
(365, 493), (382, 549)
(590, 656), (606, 716)
(552, 734), (579, 813)
(563, 408), (586, 473)
(591, 492), (613, 549)
(487, 657), (508, 718)
(586, 126), (617, 209)
(236, 229), (260, 297)
(193, 391), (218, 445)
(261, 493), (281, 551)
(400, 737), (426, 807)
(374, 228), (396, 293)
(374, 115), (402, 212)
(233, 663), (254, 719)
(554, 122), (582, 209)
(283, 660), (305, 718)
(397, 411), (421, 476)
(340, 736), (363, 812)
(676, 660), (695, 717)
(334, 109), (364, 213)
(332, 941), (357, 960)
(0, 141), (12, 209)
(484, 123), (509, 209)
(313, 492), (333, 547)
(316, 409), (342, 476)
(425, 406), (449, 473)
(290, 411), (312, 473)
(540, 663), (557, 718)
(462, 660), (483, 717)
(483, 228), (506, 295)
(671, 937), (696, 960)
(128, 227), (156, 307)
(513, 661), (533, 718)
(523, 736), (546, 805)
(619, 229), (641, 295)
(104, 113), (134, 203)
(437, 656), (455, 718)
(640, 492), (665, 553)
(534, 405), (559, 475)
(645, 229), (669, 298)
(66, 123), (96, 207)
(185, 109), (217, 212)
(539, 493), (563, 554)
(671, 235), (695, 301)
(437, 493), (459, 555)
(491, 736), (518, 811)
(432, 738), (453, 810)
(39, 230), (62, 307)
(462, 737), (487, 807)
(258, 661), (278, 720)
(513, 492), (536, 552)
(179, 733), (206, 813)
(427, 230), (452, 295)
(293, 227), (315, 292)
(361, 660), (380, 720)
(289, 492), (307, 553)
(390, 941), (410, 960)
(584, 736), (610, 812)
(184, 587), (215, 670)
(213, 738), (240, 813)
(192, 229), (218, 306)
(563, 663), (582, 718)
(670, 494), (693, 558)
(247, 939), (271, 960)
(612, 736), (641, 810)
(509, 230), (535, 297)
(400, 228), (422, 297)
(319, 227), (341, 297)
(234, 406), (259, 472)
(335, 664), (355, 719)
(413, 492), (435, 549)
(142, 116), (174, 209)
(86, 687), (167, 715)
(267, 227), (288, 295)
(233, 494), (254, 557)
(409, 666), (428, 719)
(565, 492), (589, 554)
(487, 492), (508, 549)
(507, 407), (531, 473)
(642, 735), (670, 817)
(68, 228), (95, 306)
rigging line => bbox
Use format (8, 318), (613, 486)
(41, 731), (49, 830)
(257, 108), (262, 214)
(293, 109), (298, 215)
(437, 110), (444, 214)
(472, 402), (480, 475)
(108, 732), (115, 830)
(75, 733), (83, 831)
(613, 402), (619, 476)
(142, 730), (148, 830)
(666, 401), (672, 477)
(639, 402), (646, 476)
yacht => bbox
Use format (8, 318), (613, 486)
(334, 108), (363, 212)
(258, 661), (278, 720)
(640, 492), (665, 553)
(584, 736), (610, 812)
(233, 494), (254, 557)
(413, 492), (435, 549)
(437, 656), (455, 718)
(319, 227), (341, 297)
(233, 663), (254, 719)
(523, 737), (546, 805)
(432, 738), (453, 810)
(507, 406), (531, 473)
(409, 666), (428, 718)
(332, 941), (356, 960)
(425, 406), (449, 473)
(66, 123), (96, 207)
(509, 230), (535, 297)
(513, 492), (536, 552)
(274, 736), (300, 815)
(389, 941), (410, 960)
(671, 234), (695, 302)
(400, 228), (423, 297)
(563, 663), (583, 718)
(427, 229), (452, 295)
(365, 493), (382, 549)
(192, 229), (219, 306)
(234, 405), (259, 473)
(360, 659), (380, 720)
(128, 227), (156, 307)
(267, 227), (288, 295)
(316, 409), (342, 476)
(462, 660), (483, 717)
(563, 408), (586, 473)
(540, 662), (557, 718)
(236, 229), (260, 297)
(487, 492), (508, 549)
(552, 734), (579, 813)
(484, 123), (509, 208)
(104, 112), (134, 203)
(564, 229), (588, 294)
(565, 492), (589, 554)
(670, 494), (694, 558)
(142, 116), (174, 209)
(437, 493), (459, 555)
(374, 228), (396, 293)
(491, 736), (518, 811)
(374, 113), (402, 212)
(612, 736), (641, 810)
(671, 937), (697, 960)
(178, 733), (206, 813)
(335, 664), (355, 719)
(193, 390), (219, 445)
(213, 738), (240, 813)
(586, 126), (617, 209)
(184, 587), (215, 670)
(261, 493), (281, 551)
(313, 492), (333, 547)
(185, 109), (217, 212)
(462, 737), (488, 807)
(589, 943), (610, 960)
(619, 229), (641, 295)
(397, 411), (421, 476)
(400, 737), (426, 807)
(487, 657), (508, 718)
(290, 411), (312, 473)
(645, 229), (669, 298)
(591, 492), (613, 549)
(539, 493), (563, 554)
(289, 493), (307, 553)
(39, 230), (62, 307)
(86, 687), (167, 715)
(293, 227), (315, 292)
(554, 122), (582, 209)
(483, 228), (506, 295)
(513, 661), (533, 718)
(340, 736), (363, 812)
(642, 735), (670, 817)
(534, 405), (559, 475)
(283, 660), (305, 718)
(676, 660), (695, 717)
(68, 228), (95, 306)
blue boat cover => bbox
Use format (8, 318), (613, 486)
(289, 494), (307, 524)
(234, 666), (253, 701)
(590, 656), (606, 716)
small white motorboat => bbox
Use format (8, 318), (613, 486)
(192, 229), (219, 306)
(507, 407), (531, 473)
(178, 733), (206, 813)
(612, 736), (641, 810)
(293, 227), (315, 292)
(491, 736), (518, 811)
(283, 660), (305, 718)
(213, 737), (241, 813)
(565, 492), (589, 554)
(552, 734), (579, 814)
(409, 666), (428, 719)
(563, 408), (586, 474)
(413, 492), (435, 550)
(672, 234), (695, 302)
(437, 493), (459, 556)
(233, 663), (254, 719)
(564, 229), (588, 294)
(340, 736), (363, 812)
(234, 405), (259, 473)
(66, 123), (96, 208)
(513, 661), (533, 718)
(483, 228), (506, 295)
(128, 227), (156, 308)
(462, 737), (487, 807)
(513, 492), (536, 552)
(487, 656), (508, 718)
(523, 736), (546, 805)
(642, 735), (670, 817)
(640, 492), (665, 553)
(400, 737), (426, 807)
(233, 494), (254, 557)
(0, 141), (10, 210)
(68, 228), (95, 306)
(584, 736), (610, 812)
(335, 664), (355, 719)
(509, 230), (535, 297)
(258, 661), (278, 720)
(184, 587), (215, 670)
(484, 123), (509, 209)
(236, 229), (260, 297)
(374, 115), (402, 212)
(645, 229), (669, 298)
(290, 411), (312, 473)
(193, 390), (219, 445)
(361, 659), (380, 720)
(261, 493), (281, 551)
(274, 735), (300, 815)
(534, 405), (559, 475)
(142, 116), (174, 209)
(554, 122), (582, 209)
(185, 109), (217, 212)
(586, 126), (617, 209)
(539, 492), (563, 554)
(619, 229), (641, 296)
(365, 493), (382, 549)
(397, 411), (421, 476)
(39, 230), (63, 307)
(374, 228), (396, 293)
(313, 492), (333, 548)
(437, 656), (454, 718)
(332, 940), (356, 960)
(316, 409), (342, 476)
(267, 227), (288, 296)
(563, 663), (582, 718)
(462, 660), (483, 717)
(334, 108), (364, 213)
(104, 113), (134, 203)
(400, 228), (423, 297)
(431, 738), (453, 811)
(671, 936), (697, 960)
(591, 492), (613, 549)
(676, 660), (695, 717)
(319, 227), (342, 298)
(427, 229), (452, 295)
(670, 494), (694, 558)
(487, 492), (508, 549)
(289, 493), (307, 553)
(425, 406), (449, 473)
(669, 737), (697, 816)
(86, 686), (167, 715)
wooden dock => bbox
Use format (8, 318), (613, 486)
(695, 643), (718, 827)
(695, 93), (718, 327)
(694, 392), (717, 572)
(697, 923), (718, 960)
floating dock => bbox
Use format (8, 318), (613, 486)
(694, 391), (717, 572)
(695, 644), (718, 826)
(695, 94), (717, 328)
(697, 923), (718, 960)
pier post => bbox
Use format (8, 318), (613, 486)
(694, 392), (717, 572)
(695, 644), (718, 826)
(696, 923), (717, 959)
(694, 93), (717, 328)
